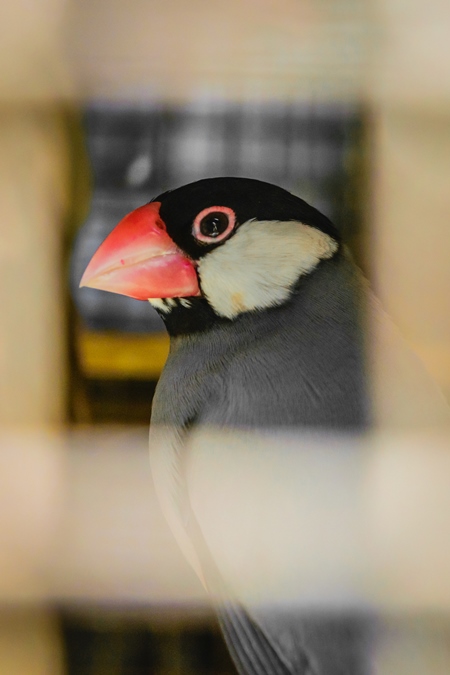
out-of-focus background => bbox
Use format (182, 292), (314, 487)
(1, 0), (450, 673)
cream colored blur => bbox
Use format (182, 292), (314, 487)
(1, 1), (450, 674)
(0, 427), (450, 611)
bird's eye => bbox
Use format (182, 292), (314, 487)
(200, 212), (228, 238)
(192, 206), (236, 244)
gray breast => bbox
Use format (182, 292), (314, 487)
(152, 252), (370, 433)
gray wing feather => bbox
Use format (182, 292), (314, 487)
(150, 252), (448, 674)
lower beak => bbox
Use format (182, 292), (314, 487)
(79, 202), (200, 300)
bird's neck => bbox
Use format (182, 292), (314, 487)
(154, 297), (232, 337)
(157, 251), (359, 347)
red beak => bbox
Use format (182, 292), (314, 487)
(79, 202), (200, 300)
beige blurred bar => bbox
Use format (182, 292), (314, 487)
(370, 0), (450, 403)
(1, 427), (449, 611)
(0, 109), (71, 427)
(0, 0), (72, 670)
(65, 0), (372, 103)
(1, 427), (450, 675)
(1, 0), (450, 674)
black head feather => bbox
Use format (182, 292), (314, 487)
(152, 177), (339, 260)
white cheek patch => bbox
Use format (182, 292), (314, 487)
(197, 220), (338, 319)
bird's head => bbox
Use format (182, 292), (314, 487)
(80, 177), (339, 334)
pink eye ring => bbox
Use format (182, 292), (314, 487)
(192, 206), (236, 244)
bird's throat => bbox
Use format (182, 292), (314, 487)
(150, 296), (230, 337)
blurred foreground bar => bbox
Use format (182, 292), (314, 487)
(0, 427), (449, 611)
(2, 427), (450, 673)
(1, 0), (450, 673)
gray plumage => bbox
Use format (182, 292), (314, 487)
(81, 176), (450, 675)
(151, 252), (369, 431)
(150, 251), (374, 674)
(149, 245), (449, 674)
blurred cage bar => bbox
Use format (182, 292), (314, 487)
(2, 0), (450, 673)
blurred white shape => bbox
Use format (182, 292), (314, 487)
(239, 138), (284, 175)
(170, 128), (225, 182)
(126, 152), (152, 187)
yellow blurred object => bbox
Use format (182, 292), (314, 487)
(412, 341), (450, 401)
(76, 327), (169, 380)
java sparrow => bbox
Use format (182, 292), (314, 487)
(80, 177), (450, 674)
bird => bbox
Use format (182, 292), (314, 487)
(80, 177), (450, 674)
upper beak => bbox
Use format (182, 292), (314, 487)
(79, 202), (200, 300)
